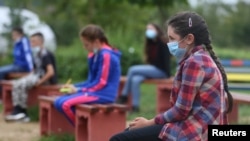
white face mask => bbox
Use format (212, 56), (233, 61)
(145, 29), (157, 39)
(31, 46), (41, 56)
(93, 48), (99, 54)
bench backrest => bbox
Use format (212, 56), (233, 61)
(220, 59), (250, 82)
(232, 92), (250, 104)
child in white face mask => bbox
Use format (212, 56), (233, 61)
(5, 32), (57, 122)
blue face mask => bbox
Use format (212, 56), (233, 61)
(167, 41), (187, 62)
(145, 29), (157, 39)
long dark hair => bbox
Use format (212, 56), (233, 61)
(167, 11), (233, 113)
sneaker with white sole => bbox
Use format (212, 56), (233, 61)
(5, 113), (26, 121)
(5, 105), (27, 121)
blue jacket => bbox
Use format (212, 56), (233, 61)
(13, 37), (33, 71)
(74, 45), (121, 102)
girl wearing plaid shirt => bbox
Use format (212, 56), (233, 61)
(110, 11), (233, 141)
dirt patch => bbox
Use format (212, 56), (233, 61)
(0, 114), (40, 141)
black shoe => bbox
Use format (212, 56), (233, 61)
(116, 95), (128, 104)
(5, 105), (26, 121)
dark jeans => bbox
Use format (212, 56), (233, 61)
(0, 64), (26, 80)
(109, 124), (164, 141)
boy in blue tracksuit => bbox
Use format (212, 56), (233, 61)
(0, 27), (33, 80)
(54, 24), (121, 125)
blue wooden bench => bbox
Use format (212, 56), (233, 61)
(220, 59), (250, 91)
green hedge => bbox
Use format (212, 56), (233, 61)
(55, 39), (144, 83)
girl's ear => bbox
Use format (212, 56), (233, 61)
(185, 33), (194, 45)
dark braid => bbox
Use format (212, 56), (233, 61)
(167, 11), (233, 113)
(205, 44), (233, 113)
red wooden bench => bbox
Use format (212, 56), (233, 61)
(228, 92), (250, 124)
(39, 96), (74, 135)
(0, 80), (62, 116)
(0, 72), (30, 100)
(5, 72), (29, 80)
(118, 76), (173, 113)
(39, 95), (128, 141)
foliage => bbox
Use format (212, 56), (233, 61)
(194, 0), (250, 47)
(3, 0), (187, 46)
(55, 40), (87, 83)
(2, 0), (250, 49)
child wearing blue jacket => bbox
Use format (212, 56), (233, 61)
(0, 27), (33, 80)
(54, 24), (121, 125)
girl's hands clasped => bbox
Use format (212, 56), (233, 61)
(128, 117), (154, 130)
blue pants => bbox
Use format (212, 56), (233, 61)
(0, 64), (26, 80)
(121, 65), (167, 107)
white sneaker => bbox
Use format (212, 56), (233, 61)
(5, 113), (26, 121)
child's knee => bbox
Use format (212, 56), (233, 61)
(62, 102), (71, 111)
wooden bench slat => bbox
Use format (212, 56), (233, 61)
(225, 67), (250, 73)
(120, 76), (174, 84)
(221, 59), (250, 67)
(232, 92), (250, 104)
(6, 72), (29, 79)
(227, 73), (250, 82)
(229, 83), (250, 90)
(76, 104), (100, 113)
(39, 96), (57, 102)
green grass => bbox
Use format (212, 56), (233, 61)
(28, 105), (39, 121)
(127, 84), (157, 121)
(0, 103), (2, 113)
(38, 134), (74, 141)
